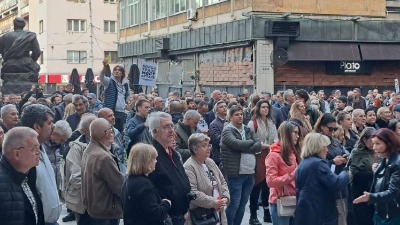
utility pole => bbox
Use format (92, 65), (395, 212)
(88, 0), (94, 69)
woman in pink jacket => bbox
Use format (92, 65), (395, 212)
(266, 121), (301, 225)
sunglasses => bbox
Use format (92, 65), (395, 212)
(327, 126), (338, 132)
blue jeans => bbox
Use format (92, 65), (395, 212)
(225, 174), (254, 225)
(269, 204), (293, 225)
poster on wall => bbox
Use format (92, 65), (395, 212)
(139, 62), (158, 86)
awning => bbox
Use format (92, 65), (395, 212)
(287, 42), (361, 61)
(360, 43), (400, 60)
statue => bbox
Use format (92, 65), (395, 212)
(0, 17), (41, 94)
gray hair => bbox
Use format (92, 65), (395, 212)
(188, 133), (210, 155)
(213, 100), (226, 113)
(1, 104), (17, 118)
(147, 112), (172, 137)
(184, 110), (200, 120)
(352, 109), (365, 120)
(3, 127), (38, 156)
(64, 93), (73, 102)
(72, 94), (89, 109)
(283, 89), (294, 101)
(77, 114), (97, 133)
(52, 120), (73, 138)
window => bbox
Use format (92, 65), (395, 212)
(38, 51), (44, 65)
(120, 0), (126, 28)
(104, 51), (119, 63)
(67, 51), (86, 64)
(67, 19), (86, 32)
(152, 0), (167, 19)
(195, 0), (223, 7)
(39, 20), (43, 34)
(104, 0), (116, 2)
(104, 20), (117, 33)
(127, 0), (140, 26)
(171, 0), (186, 14)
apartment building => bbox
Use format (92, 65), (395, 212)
(0, 0), (119, 93)
(118, 0), (400, 96)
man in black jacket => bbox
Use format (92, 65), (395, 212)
(148, 112), (191, 225)
(0, 127), (44, 225)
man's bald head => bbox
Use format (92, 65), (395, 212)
(90, 118), (111, 139)
(97, 108), (115, 126)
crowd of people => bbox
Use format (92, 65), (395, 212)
(0, 62), (399, 225)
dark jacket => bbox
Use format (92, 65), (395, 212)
(0, 157), (45, 225)
(220, 124), (262, 177)
(208, 116), (225, 165)
(170, 112), (183, 124)
(126, 114), (152, 156)
(204, 111), (216, 127)
(376, 118), (389, 129)
(148, 140), (191, 217)
(280, 103), (290, 122)
(66, 112), (82, 131)
(295, 156), (349, 225)
(174, 122), (193, 163)
(344, 129), (358, 153)
(350, 146), (379, 225)
(103, 78), (129, 112)
(53, 102), (66, 123)
(326, 137), (348, 199)
(122, 175), (171, 225)
(369, 154), (400, 220)
(306, 104), (320, 127)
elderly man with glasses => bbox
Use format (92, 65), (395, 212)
(0, 127), (44, 225)
(148, 112), (191, 225)
(81, 118), (124, 225)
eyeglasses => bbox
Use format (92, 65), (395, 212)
(113, 68), (122, 72)
(17, 146), (40, 153)
(198, 144), (212, 149)
(104, 126), (114, 134)
(327, 126), (338, 132)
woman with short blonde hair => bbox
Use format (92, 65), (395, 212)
(295, 132), (349, 225)
(122, 143), (171, 225)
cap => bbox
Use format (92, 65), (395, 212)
(87, 93), (96, 99)
(393, 104), (400, 112)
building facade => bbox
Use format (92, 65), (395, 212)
(118, 0), (400, 96)
(0, 0), (119, 93)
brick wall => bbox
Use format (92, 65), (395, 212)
(275, 61), (400, 88)
(199, 61), (253, 86)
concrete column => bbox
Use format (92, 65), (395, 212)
(255, 39), (274, 94)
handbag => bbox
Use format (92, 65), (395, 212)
(277, 185), (296, 217)
(189, 207), (219, 225)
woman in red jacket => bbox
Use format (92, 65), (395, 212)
(266, 121), (301, 225)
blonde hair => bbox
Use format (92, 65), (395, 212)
(127, 143), (158, 175)
(301, 132), (331, 159)
(63, 103), (76, 120)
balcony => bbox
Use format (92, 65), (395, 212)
(0, 0), (17, 13)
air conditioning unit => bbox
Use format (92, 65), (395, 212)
(186, 8), (197, 21)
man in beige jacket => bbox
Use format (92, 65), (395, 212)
(81, 118), (124, 225)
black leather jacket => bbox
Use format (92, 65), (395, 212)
(369, 154), (400, 219)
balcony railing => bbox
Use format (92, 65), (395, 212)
(20, 5), (29, 16)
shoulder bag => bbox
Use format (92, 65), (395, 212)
(189, 164), (220, 225)
(277, 185), (296, 217)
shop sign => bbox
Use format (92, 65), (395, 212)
(326, 61), (373, 74)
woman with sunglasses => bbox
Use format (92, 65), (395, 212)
(314, 113), (349, 225)
(184, 133), (230, 225)
(336, 111), (359, 153)
(266, 121), (301, 225)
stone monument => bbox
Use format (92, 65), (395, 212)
(0, 17), (40, 94)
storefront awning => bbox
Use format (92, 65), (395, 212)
(287, 42), (361, 61)
(360, 43), (400, 60)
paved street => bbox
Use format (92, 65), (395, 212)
(58, 202), (272, 225)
